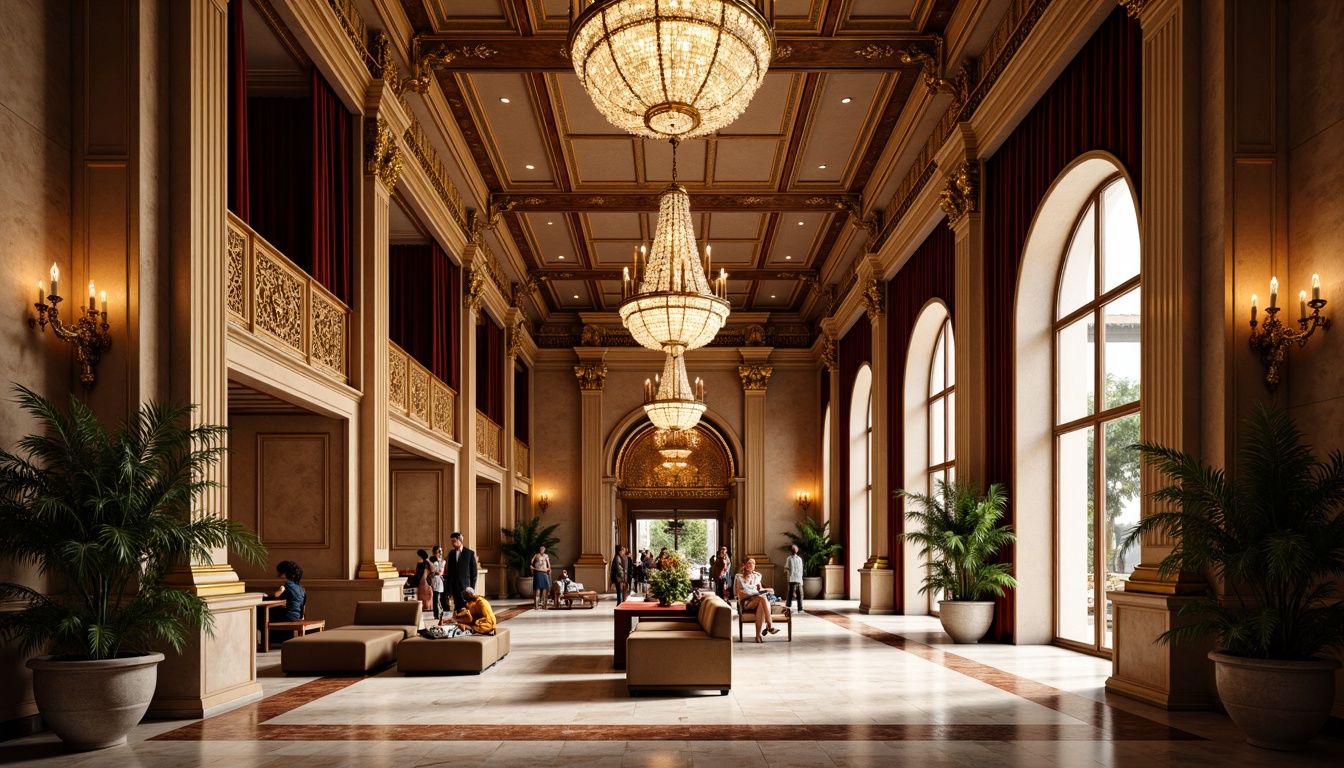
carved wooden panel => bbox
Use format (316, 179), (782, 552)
(389, 346), (407, 411)
(256, 433), (331, 547)
(253, 247), (305, 353)
(391, 469), (442, 550)
(309, 292), (346, 375)
(476, 411), (501, 463)
(432, 381), (455, 438)
(513, 438), (529, 478)
(226, 220), (248, 321)
(409, 366), (430, 423)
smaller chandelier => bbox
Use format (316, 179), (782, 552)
(654, 427), (701, 466)
(643, 351), (706, 432)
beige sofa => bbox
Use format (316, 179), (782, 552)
(281, 601), (422, 674)
(625, 595), (732, 695)
(397, 627), (511, 674)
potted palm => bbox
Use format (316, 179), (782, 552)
(1122, 404), (1343, 751)
(896, 479), (1016, 643)
(780, 517), (842, 598)
(501, 515), (559, 598)
(648, 550), (692, 606)
(0, 386), (265, 750)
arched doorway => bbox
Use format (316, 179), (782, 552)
(615, 422), (737, 587)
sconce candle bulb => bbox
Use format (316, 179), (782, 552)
(26, 266), (112, 389)
(49, 263), (58, 297)
(1249, 275), (1329, 391)
(1313, 274), (1321, 300)
(1269, 276), (1278, 309)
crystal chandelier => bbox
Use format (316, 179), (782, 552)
(568, 0), (775, 140)
(643, 350), (706, 432)
(654, 426), (701, 467)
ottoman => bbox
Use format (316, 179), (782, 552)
(397, 627), (511, 674)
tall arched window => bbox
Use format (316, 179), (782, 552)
(1055, 176), (1141, 654)
(822, 404), (831, 527)
(927, 318), (955, 493)
(848, 365), (873, 599)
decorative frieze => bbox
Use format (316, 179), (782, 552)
(506, 321), (524, 360)
(737, 364), (773, 392)
(364, 116), (403, 192)
(938, 161), (980, 227)
(819, 334), (837, 372)
(464, 265), (485, 313)
(574, 362), (608, 391)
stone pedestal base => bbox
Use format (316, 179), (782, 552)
(859, 567), (895, 614)
(1105, 590), (1214, 710)
(574, 557), (608, 597)
(148, 591), (262, 719)
(822, 564), (846, 599)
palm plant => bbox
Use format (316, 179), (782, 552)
(0, 385), (266, 660)
(1121, 403), (1344, 660)
(897, 479), (1016, 601)
(500, 515), (560, 576)
(647, 550), (692, 605)
(780, 517), (842, 577)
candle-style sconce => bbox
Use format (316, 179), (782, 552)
(537, 491), (552, 513)
(1248, 274), (1329, 391)
(796, 491), (812, 511)
(28, 263), (113, 390)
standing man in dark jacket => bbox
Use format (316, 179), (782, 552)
(445, 532), (478, 614)
(709, 546), (732, 600)
(610, 545), (628, 605)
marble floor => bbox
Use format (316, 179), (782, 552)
(4, 599), (1343, 766)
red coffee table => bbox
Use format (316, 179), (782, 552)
(612, 600), (694, 670)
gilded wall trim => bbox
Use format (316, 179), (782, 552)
(938, 160), (980, 227)
(365, 116), (403, 191)
(574, 362), (608, 391)
(737, 364), (774, 392)
(861, 277), (886, 321)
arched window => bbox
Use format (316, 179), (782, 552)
(848, 365), (873, 600)
(927, 318), (955, 493)
(1054, 176), (1141, 654)
(821, 404), (831, 526)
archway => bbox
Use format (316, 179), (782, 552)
(901, 299), (952, 615)
(847, 364), (873, 599)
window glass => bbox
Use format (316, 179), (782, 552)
(1101, 181), (1140, 294)
(1057, 204), (1096, 319)
(1103, 288), (1141, 410)
(1057, 426), (1095, 646)
(1056, 315), (1095, 424)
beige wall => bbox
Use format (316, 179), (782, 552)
(390, 459), (456, 570)
(530, 367), (582, 568)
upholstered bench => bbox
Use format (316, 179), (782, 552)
(736, 600), (792, 641)
(281, 601), (421, 674)
(397, 627), (511, 674)
(553, 588), (600, 609)
(626, 595), (732, 695)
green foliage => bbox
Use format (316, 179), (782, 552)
(648, 518), (708, 565)
(897, 479), (1017, 601)
(1122, 403), (1344, 660)
(779, 517), (842, 577)
(647, 550), (693, 605)
(1086, 376), (1142, 570)
(0, 385), (266, 660)
(500, 515), (560, 576)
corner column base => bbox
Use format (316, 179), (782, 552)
(822, 564), (846, 599)
(859, 567), (895, 614)
(574, 554), (608, 594)
(1104, 590), (1215, 711)
(356, 561), (400, 580)
(148, 591), (261, 719)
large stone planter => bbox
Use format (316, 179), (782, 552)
(937, 600), (995, 643)
(803, 576), (823, 599)
(27, 652), (164, 751)
(516, 575), (535, 600)
(1209, 651), (1340, 751)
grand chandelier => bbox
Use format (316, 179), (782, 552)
(642, 350), (706, 431)
(568, 0), (775, 139)
(654, 426), (701, 467)
(620, 176), (730, 354)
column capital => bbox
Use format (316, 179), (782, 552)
(938, 159), (981, 230)
(364, 116), (403, 193)
(574, 362), (609, 390)
(738, 363), (773, 392)
(814, 333), (837, 372)
(860, 277), (885, 321)
(465, 264), (486, 313)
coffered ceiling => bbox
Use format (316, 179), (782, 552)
(394, 0), (967, 320)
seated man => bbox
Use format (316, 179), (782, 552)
(433, 587), (496, 635)
(555, 570), (584, 594)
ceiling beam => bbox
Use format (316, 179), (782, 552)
(498, 192), (859, 212)
(421, 35), (938, 73)
(532, 268), (819, 281)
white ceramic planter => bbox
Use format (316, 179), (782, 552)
(803, 576), (823, 599)
(937, 600), (995, 643)
(27, 652), (164, 751)
(1209, 651), (1340, 751)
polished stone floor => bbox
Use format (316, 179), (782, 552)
(4, 599), (1343, 766)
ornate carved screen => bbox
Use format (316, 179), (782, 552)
(616, 424), (734, 500)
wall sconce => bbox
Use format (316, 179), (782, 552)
(28, 263), (113, 390)
(537, 491), (551, 513)
(796, 491), (812, 511)
(1249, 274), (1330, 391)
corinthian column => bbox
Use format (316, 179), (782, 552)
(857, 257), (894, 614)
(739, 351), (773, 578)
(572, 352), (609, 589)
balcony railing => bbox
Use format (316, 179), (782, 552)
(226, 212), (349, 383)
(388, 341), (456, 440)
(514, 438), (529, 479)
(475, 411), (503, 465)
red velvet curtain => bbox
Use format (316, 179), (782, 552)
(514, 363), (530, 442)
(884, 224), (957, 613)
(246, 96), (311, 271)
(310, 70), (353, 305)
(227, 0), (249, 221)
(389, 242), (460, 388)
(836, 317), (872, 596)
(981, 7), (1142, 641)
(476, 313), (505, 425)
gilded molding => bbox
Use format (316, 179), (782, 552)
(431, 381), (455, 437)
(742, 324), (766, 347)
(574, 362), (609, 391)
(365, 117), (403, 191)
(1118, 0), (1149, 19)
(309, 294), (345, 374)
(819, 335), (837, 373)
(399, 35), (501, 95)
(854, 43), (896, 60)
(580, 324), (606, 347)
(253, 250), (304, 351)
(506, 321), (524, 360)
(899, 37), (973, 107)
(409, 367), (430, 422)
(511, 277), (538, 307)
(389, 347), (407, 410)
(402, 120), (468, 231)
(738, 364), (773, 391)
(861, 277), (885, 321)
(226, 225), (247, 319)
(938, 161), (980, 227)
(464, 266), (485, 313)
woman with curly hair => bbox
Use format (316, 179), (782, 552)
(270, 560), (306, 621)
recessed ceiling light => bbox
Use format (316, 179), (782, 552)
(785, 255), (792, 260)
(770, 294), (776, 299)
(841, 97), (852, 104)
(500, 97), (511, 104)
(573, 294), (580, 299)
(525, 164), (535, 170)
(547, 221), (553, 225)
(558, 255), (565, 259)
(818, 164), (827, 169)
(797, 221), (805, 226)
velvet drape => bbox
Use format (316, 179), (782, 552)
(980, 6), (1142, 641)
(836, 317), (872, 596)
(476, 313), (505, 425)
(310, 70), (353, 305)
(884, 224), (957, 613)
(246, 96), (311, 273)
(227, 0), (249, 221)
(389, 242), (460, 388)
(514, 363), (530, 442)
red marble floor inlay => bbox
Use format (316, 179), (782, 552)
(808, 609), (1201, 742)
(153, 604), (1202, 743)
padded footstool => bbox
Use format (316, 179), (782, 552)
(397, 627), (511, 674)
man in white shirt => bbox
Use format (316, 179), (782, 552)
(784, 544), (805, 613)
